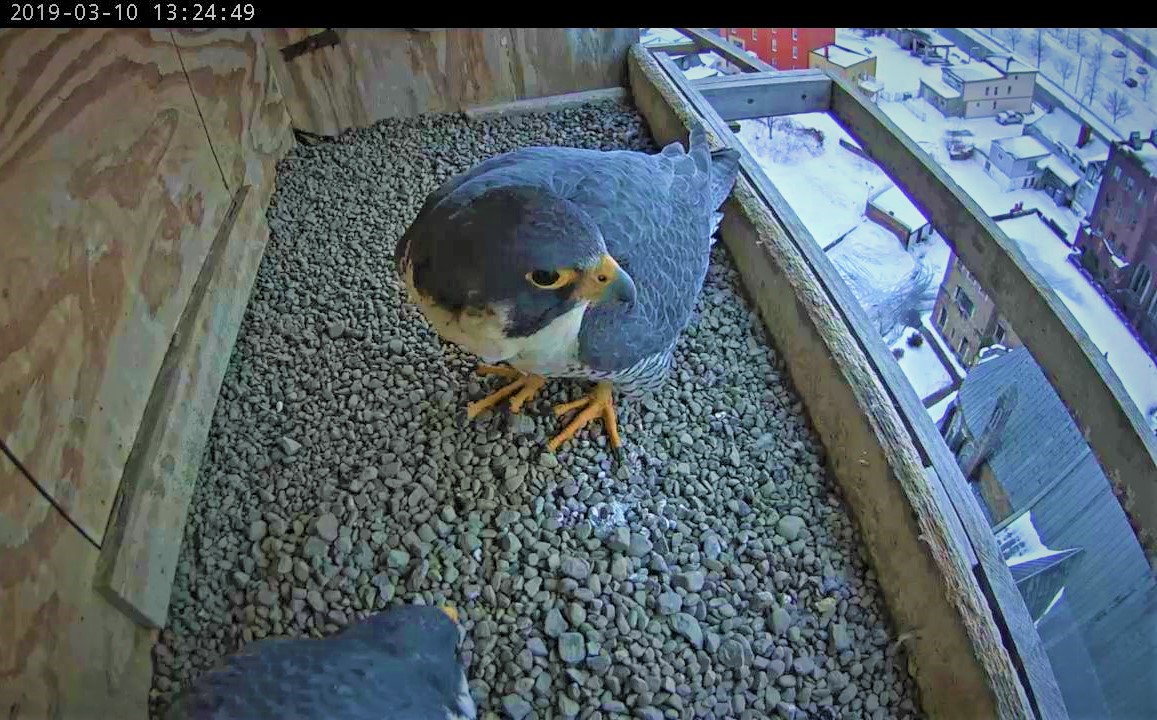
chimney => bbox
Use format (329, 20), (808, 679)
(1130, 130), (1144, 150)
(1077, 123), (1092, 148)
(1149, 128), (1157, 147)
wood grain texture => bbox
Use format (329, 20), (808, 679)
(0, 29), (232, 543)
(96, 182), (277, 629)
(629, 45), (1036, 720)
(92, 29), (294, 630)
(0, 452), (155, 720)
(263, 28), (637, 135)
(171, 29), (295, 191)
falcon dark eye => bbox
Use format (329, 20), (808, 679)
(597, 274), (608, 283)
(529, 270), (561, 288)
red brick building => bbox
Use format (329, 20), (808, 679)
(716, 28), (835, 70)
(1074, 130), (1157, 351)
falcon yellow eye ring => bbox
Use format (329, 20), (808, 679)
(527, 268), (576, 289)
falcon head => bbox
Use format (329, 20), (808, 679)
(403, 184), (637, 340)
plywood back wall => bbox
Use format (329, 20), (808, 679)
(264, 28), (640, 136)
(0, 27), (293, 717)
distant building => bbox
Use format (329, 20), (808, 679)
(1073, 130), (1157, 351)
(939, 346), (1157, 719)
(919, 56), (1038, 119)
(864, 183), (933, 249)
(983, 135), (1052, 191)
(717, 28), (834, 70)
(931, 254), (1021, 367)
(1023, 106), (1110, 215)
(808, 44), (881, 99)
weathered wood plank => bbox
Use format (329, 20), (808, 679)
(691, 70), (833, 120)
(92, 29), (294, 629)
(630, 44), (1037, 720)
(829, 75), (1157, 569)
(0, 29), (233, 543)
(95, 183), (261, 629)
(464, 86), (628, 121)
(170, 29), (295, 192)
(0, 452), (155, 719)
(673, 27), (777, 73)
(262, 28), (637, 135)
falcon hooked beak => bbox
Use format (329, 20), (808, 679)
(575, 253), (636, 306)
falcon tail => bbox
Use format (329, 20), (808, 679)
(686, 121), (741, 244)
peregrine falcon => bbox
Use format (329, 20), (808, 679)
(395, 123), (740, 455)
(163, 604), (475, 720)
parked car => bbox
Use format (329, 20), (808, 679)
(1125, 77), (1139, 88)
(1112, 48), (1127, 58)
(996, 110), (1024, 125)
(1138, 66), (1149, 76)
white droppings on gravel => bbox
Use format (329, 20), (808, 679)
(149, 101), (924, 720)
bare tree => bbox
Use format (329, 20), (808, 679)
(1029, 28), (1046, 67)
(1073, 28), (1087, 56)
(1053, 55), (1076, 87)
(1083, 42), (1106, 103)
(1104, 89), (1134, 122)
(1007, 27), (1024, 52)
(1049, 28), (1066, 43)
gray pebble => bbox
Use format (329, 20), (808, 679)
(558, 632), (586, 664)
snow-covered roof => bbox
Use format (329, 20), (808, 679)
(985, 56), (1035, 75)
(640, 28), (689, 45)
(810, 44), (873, 68)
(1038, 155), (1082, 188)
(947, 63), (1003, 83)
(1026, 108), (1112, 163)
(1120, 140), (1157, 177)
(994, 135), (1051, 160)
(921, 76), (961, 100)
(683, 64), (721, 80)
(868, 184), (929, 232)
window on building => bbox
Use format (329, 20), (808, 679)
(1113, 165), (1122, 180)
(1007, 85), (1012, 94)
(937, 305), (948, 326)
(994, 323), (1007, 344)
(955, 287), (975, 318)
(792, 46), (798, 59)
(986, 86), (990, 96)
(1131, 265), (1153, 297)
(993, 101), (997, 108)
(772, 38), (777, 52)
(959, 336), (970, 358)
(1126, 176), (1135, 191)
(752, 29), (757, 40)
(792, 28), (798, 40)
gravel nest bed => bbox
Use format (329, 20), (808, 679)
(150, 99), (923, 720)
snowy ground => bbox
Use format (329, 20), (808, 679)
(890, 332), (952, 399)
(975, 28), (1157, 139)
(728, 28), (1157, 430)
(996, 214), (1157, 427)
(735, 113), (957, 401)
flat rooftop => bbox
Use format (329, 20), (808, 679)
(995, 135), (1051, 160)
(947, 63), (1004, 83)
(810, 44), (873, 68)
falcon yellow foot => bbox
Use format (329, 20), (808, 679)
(466, 364), (547, 419)
(547, 381), (622, 453)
